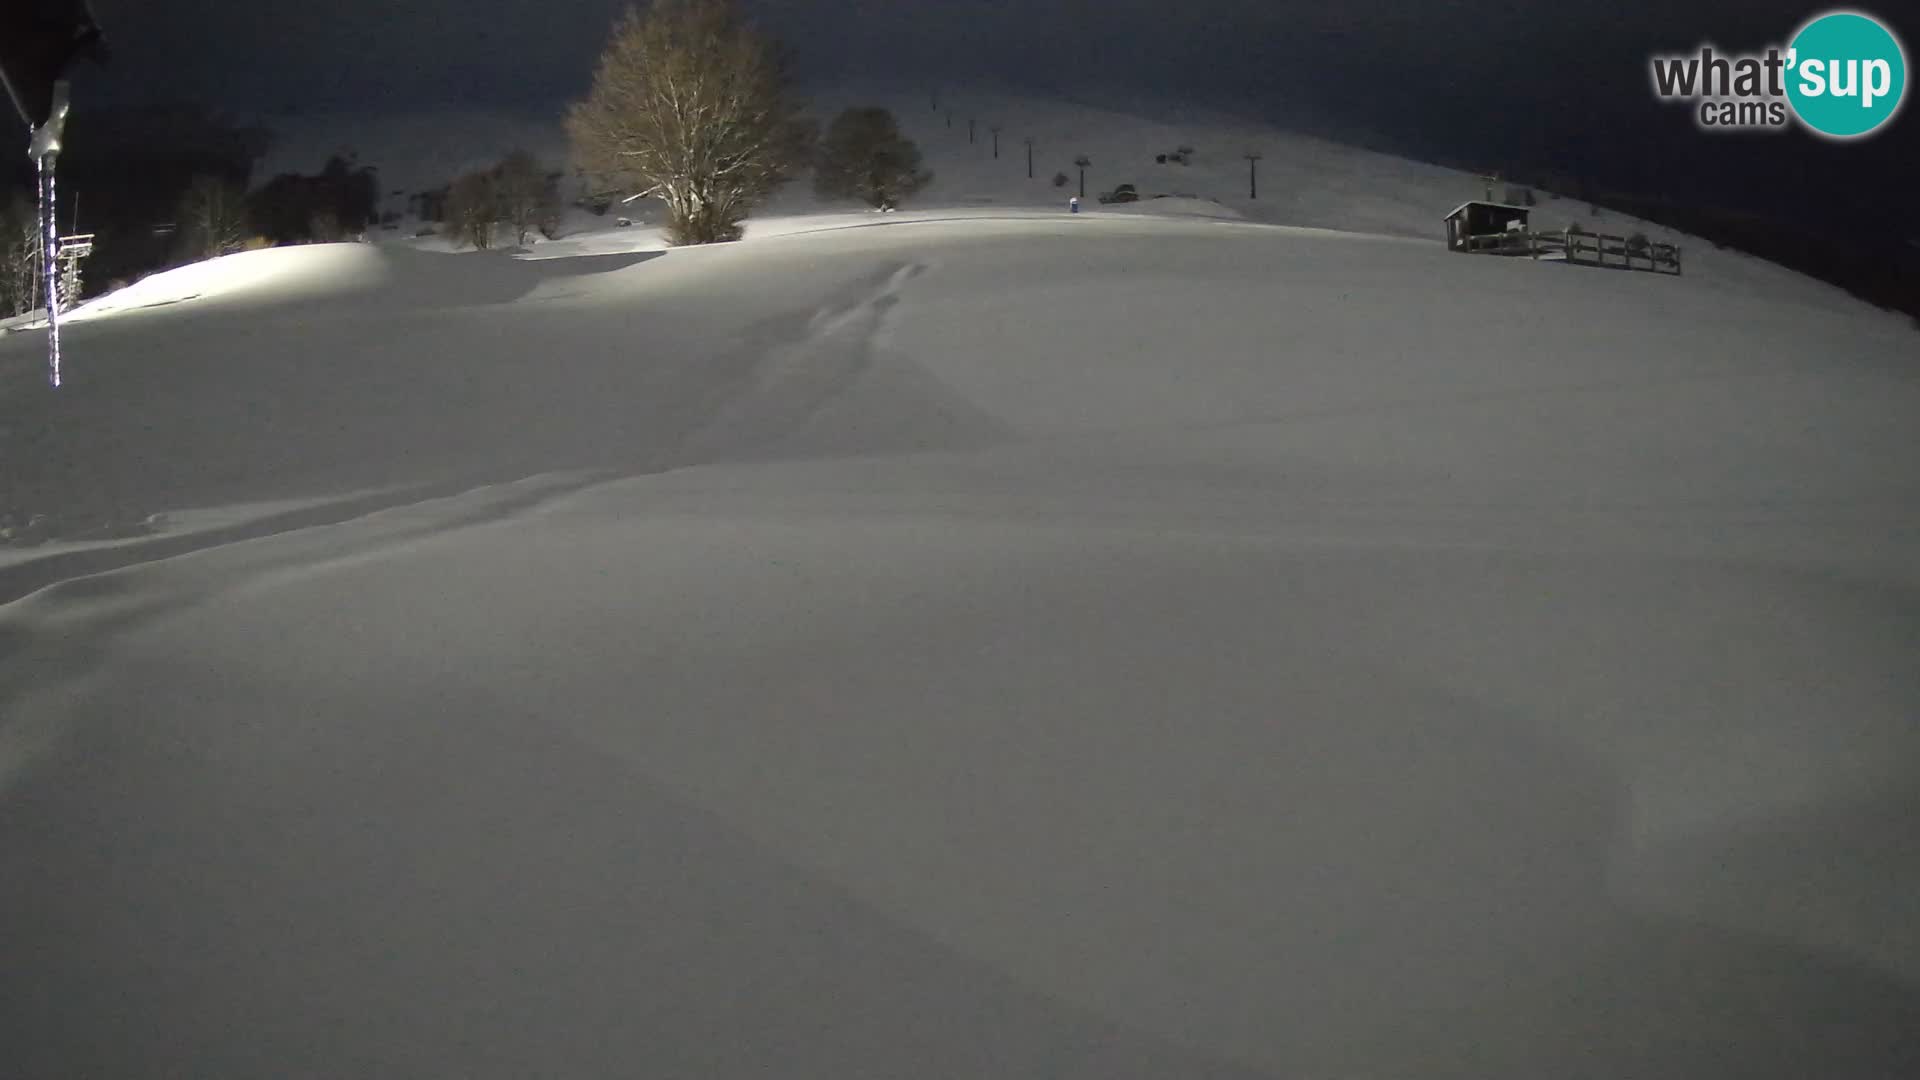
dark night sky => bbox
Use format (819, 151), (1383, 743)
(76, 1), (1920, 238)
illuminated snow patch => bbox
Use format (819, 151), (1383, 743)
(66, 243), (392, 322)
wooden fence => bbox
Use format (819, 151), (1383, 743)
(1463, 229), (1682, 276)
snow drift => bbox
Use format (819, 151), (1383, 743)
(2, 109), (1918, 1080)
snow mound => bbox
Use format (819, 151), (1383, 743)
(67, 242), (662, 322)
(67, 243), (391, 320)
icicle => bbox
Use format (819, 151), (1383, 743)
(27, 82), (71, 388)
(38, 152), (61, 388)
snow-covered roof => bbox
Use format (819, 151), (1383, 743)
(1444, 200), (1532, 220)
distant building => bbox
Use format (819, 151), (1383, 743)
(1443, 201), (1531, 252)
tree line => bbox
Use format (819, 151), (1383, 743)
(0, 104), (384, 314)
(4, 0), (1030, 314)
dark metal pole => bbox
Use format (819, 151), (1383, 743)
(990, 127), (1001, 159)
(1025, 138), (1034, 179)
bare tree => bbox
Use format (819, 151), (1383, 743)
(0, 196), (40, 317)
(176, 175), (250, 261)
(442, 169), (502, 250)
(566, 0), (810, 246)
(813, 107), (932, 210)
(494, 150), (554, 246)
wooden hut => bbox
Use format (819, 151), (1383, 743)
(1444, 201), (1532, 252)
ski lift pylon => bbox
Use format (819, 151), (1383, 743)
(3, 0), (106, 388)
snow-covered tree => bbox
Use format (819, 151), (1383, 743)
(565, 0), (811, 246)
(813, 107), (932, 211)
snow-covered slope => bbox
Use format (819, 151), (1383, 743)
(322, 89), (1854, 317)
(2, 100), (1919, 1080)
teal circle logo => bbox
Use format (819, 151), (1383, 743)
(1786, 11), (1907, 138)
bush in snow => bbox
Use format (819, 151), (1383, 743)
(566, 0), (813, 246)
(813, 107), (933, 210)
(1052, 172), (1070, 188)
(442, 169), (502, 250)
(494, 150), (557, 246)
(308, 209), (345, 244)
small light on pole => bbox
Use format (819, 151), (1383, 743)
(1244, 151), (1263, 200)
(1073, 155), (1091, 199)
(1024, 137), (1035, 179)
(990, 125), (1002, 159)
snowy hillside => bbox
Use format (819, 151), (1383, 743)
(305, 88), (1857, 315)
(3, 93), (1919, 1080)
